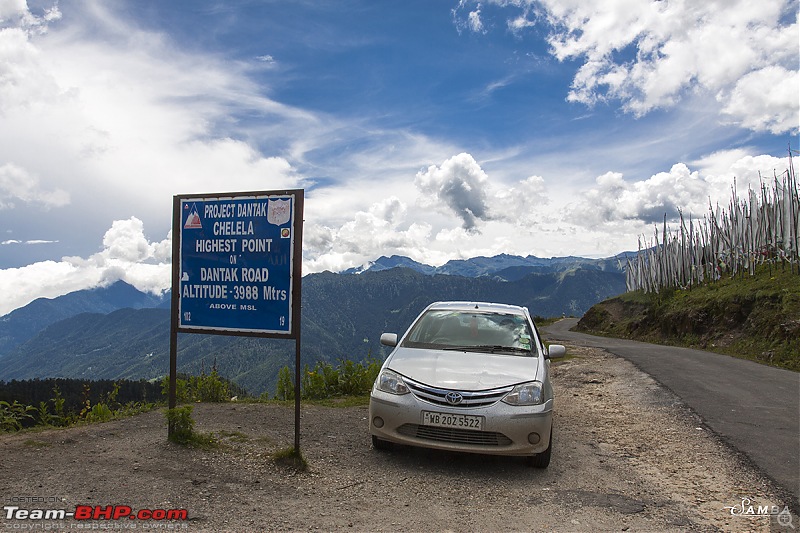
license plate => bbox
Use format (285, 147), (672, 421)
(422, 411), (484, 430)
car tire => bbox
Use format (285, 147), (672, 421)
(371, 435), (392, 451)
(527, 427), (552, 468)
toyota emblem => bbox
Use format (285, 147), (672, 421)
(445, 391), (463, 405)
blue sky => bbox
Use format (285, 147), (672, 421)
(0, 0), (797, 315)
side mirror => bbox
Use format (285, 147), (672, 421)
(380, 333), (398, 347)
(546, 344), (566, 358)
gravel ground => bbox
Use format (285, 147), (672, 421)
(1, 345), (795, 532)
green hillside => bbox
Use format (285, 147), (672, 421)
(576, 266), (800, 371)
(1, 267), (626, 395)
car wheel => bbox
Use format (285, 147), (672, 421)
(527, 427), (552, 469)
(371, 434), (391, 451)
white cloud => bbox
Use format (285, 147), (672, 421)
(568, 152), (795, 227)
(570, 164), (714, 225)
(1, 238), (57, 245)
(0, 217), (171, 316)
(493, 174), (549, 225)
(693, 151), (793, 197)
(0, 0), (28, 21)
(3, 149), (791, 315)
(0, 0), (60, 32)
(453, 0), (487, 34)
(721, 66), (800, 134)
(301, 153), (566, 271)
(101, 218), (159, 263)
(468, 6), (486, 34)
(302, 195), (433, 273)
(0, 1), (313, 260)
(0, 163), (69, 209)
(476, 0), (799, 133)
(542, 0), (798, 127)
(415, 152), (493, 231)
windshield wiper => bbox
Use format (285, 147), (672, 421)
(441, 344), (532, 355)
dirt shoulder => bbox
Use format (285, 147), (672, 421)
(1, 345), (794, 532)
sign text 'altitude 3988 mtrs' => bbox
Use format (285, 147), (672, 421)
(177, 192), (300, 336)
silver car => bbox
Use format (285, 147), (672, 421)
(369, 301), (565, 468)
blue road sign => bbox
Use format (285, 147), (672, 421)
(178, 193), (296, 335)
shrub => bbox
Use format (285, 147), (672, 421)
(0, 400), (35, 432)
(191, 369), (229, 402)
(50, 385), (68, 426)
(161, 375), (191, 404)
(165, 405), (195, 445)
(164, 405), (217, 448)
(301, 363), (334, 400)
(35, 401), (55, 427)
(160, 366), (231, 404)
(277, 357), (382, 400)
(338, 358), (380, 396)
(274, 366), (294, 401)
(86, 403), (114, 423)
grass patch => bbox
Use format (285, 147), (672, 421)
(578, 265), (800, 371)
(310, 395), (371, 408)
(272, 446), (308, 471)
(217, 430), (249, 443)
(22, 439), (51, 448)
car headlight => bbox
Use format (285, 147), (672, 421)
(502, 381), (543, 405)
(375, 369), (410, 395)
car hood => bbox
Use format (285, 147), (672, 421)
(387, 347), (539, 390)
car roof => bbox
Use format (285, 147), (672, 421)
(424, 301), (528, 315)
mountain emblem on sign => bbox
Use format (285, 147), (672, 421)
(184, 204), (202, 229)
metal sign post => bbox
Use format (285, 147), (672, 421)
(169, 190), (304, 451)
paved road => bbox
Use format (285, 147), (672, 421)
(542, 318), (800, 508)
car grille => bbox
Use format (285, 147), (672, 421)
(403, 378), (513, 408)
(398, 424), (513, 446)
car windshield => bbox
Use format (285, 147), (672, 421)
(401, 309), (536, 356)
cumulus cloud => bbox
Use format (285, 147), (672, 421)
(302, 195), (434, 272)
(462, 0), (799, 134)
(415, 153), (493, 231)
(0, 217), (171, 316)
(493, 174), (549, 225)
(569, 164), (711, 226)
(302, 154), (564, 271)
(721, 66), (799, 134)
(0, 1), (60, 32)
(569, 153), (794, 227)
(693, 151), (793, 196)
(544, 0), (797, 127)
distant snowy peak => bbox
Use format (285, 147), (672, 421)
(343, 255), (437, 275)
(342, 253), (635, 278)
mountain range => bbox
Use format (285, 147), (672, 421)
(0, 253), (630, 394)
(344, 253), (630, 277)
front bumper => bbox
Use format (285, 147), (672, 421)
(369, 387), (553, 456)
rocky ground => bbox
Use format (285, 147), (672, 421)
(1, 345), (795, 532)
